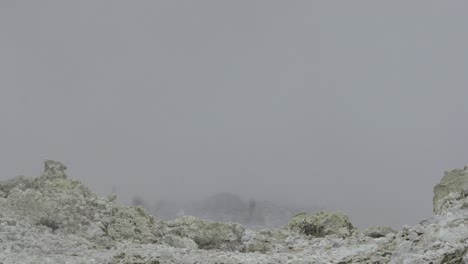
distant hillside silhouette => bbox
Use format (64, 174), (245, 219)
(151, 193), (323, 228)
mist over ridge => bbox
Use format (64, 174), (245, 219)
(1, 1), (468, 230)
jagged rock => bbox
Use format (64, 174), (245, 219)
(4, 163), (98, 234)
(103, 205), (160, 244)
(163, 215), (245, 250)
(364, 226), (397, 238)
(0, 160), (160, 247)
(42, 160), (68, 179)
(287, 211), (356, 238)
(434, 166), (468, 214)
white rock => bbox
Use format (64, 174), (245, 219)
(1, 161), (468, 264)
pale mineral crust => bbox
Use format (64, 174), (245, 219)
(0, 160), (467, 264)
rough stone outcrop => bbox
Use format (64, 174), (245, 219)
(433, 166), (468, 214)
(42, 160), (68, 179)
(1, 160), (468, 263)
(104, 205), (161, 243)
(241, 228), (289, 253)
(287, 211), (356, 238)
(162, 215), (245, 251)
(4, 161), (100, 233)
(0, 160), (162, 247)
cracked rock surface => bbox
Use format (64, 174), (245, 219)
(0, 160), (467, 263)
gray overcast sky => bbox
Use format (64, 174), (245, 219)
(1, 1), (467, 228)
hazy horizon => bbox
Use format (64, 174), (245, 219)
(1, 1), (468, 229)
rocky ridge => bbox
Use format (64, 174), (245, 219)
(0, 160), (467, 263)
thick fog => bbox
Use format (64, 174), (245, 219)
(1, 1), (468, 229)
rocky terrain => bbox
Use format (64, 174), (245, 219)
(0, 160), (467, 263)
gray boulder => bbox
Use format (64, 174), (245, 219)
(241, 228), (289, 253)
(364, 226), (397, 238)
(163, 216), (245, 251)
(287, 211), (356, 238)
(104, 205), (160, 243)
(42, 160), (68, 179)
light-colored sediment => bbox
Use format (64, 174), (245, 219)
(0, 160), (467, 263)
